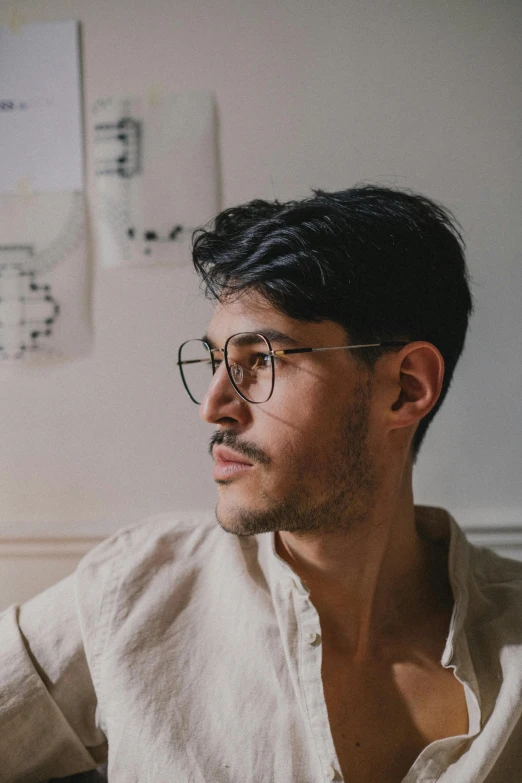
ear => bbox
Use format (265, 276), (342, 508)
(388, 342), (445, 431)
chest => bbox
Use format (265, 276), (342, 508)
(321, 649), (469, 783)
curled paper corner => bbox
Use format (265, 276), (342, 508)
(147, 84), (166, 108)
(7, 8), (25, 34)
(16, 176), (34, 199)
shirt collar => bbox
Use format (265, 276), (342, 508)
(255, 505), (482, 735)
(256, 505), (473, 662)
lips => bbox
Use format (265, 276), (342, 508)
(212, 445), (254, 480)
(213, 445), (253, 466)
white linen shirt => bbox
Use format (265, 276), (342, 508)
(1, 505), (522, 782)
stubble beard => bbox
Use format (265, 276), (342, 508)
(215, 377), (379, 538)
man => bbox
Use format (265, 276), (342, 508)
(1, 185), (521, 783)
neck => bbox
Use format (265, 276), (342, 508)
(274, 456), (452, 661)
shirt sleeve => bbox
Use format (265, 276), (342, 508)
(0, 571), (108, 782)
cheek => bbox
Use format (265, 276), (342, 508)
(258, 360), (355, 460)
(260, 391), (335, 465)
(262, 377), (321, 433)
(268, 361), (331, 417)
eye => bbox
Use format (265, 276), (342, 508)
(251, 352), (272, 370)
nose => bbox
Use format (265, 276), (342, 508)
(200, 361), (250, 425)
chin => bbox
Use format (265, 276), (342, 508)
(214, 507), (250, 537)
(214, 494), (277, 537)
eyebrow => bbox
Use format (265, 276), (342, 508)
(202, 329), (299, 349)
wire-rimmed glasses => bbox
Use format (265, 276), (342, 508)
(177, 332), (408, 405)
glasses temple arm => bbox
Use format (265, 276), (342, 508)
(177, 358), (213, 366)
(272, 341), (407, 357)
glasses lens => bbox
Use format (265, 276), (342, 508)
(178, 339), (214, 404)
(225, 333), (274, 403)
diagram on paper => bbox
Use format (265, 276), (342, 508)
(0, 20), (89, 362)
(0, 191), (89, 362)
(92, 92), (219, 267)
(0, 246), (59, 359)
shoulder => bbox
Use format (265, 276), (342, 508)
(415, 504), (522, 586)
(468, 541), (522, 591)
(74, 510), (221, 627)
(73, 510), (225, 672)
(416, 504), (522, 612)
(77, 509), (218, 580)
(463, 529), (522, 635)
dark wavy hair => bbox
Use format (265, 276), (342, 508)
(192, 185), (473, 457)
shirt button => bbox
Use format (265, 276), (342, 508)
(324, 765), (337, 780)
(305, 630), (319, 644)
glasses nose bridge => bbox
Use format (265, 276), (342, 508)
(226, 332), (274, 404)
(209, 346), (224, 374)
(199, 364), (242, 426)
(230, 362), (244, 385)
(208, 348), (241, 398)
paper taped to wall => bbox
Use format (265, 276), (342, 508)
(0, 192), (91, 362)
(0, 19), (89, 363)
(91, 91), (219, 268)
(0, 20), (83, 193)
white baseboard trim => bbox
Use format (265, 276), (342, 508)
(1, 527), (522, 560)
(0, 538), (103, 558)
(464, 527), (522, 559)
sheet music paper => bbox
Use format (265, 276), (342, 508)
(91, 92), (219, 267)
(0, 20), (89, 362)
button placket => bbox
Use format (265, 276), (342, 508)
(324, 764), (339, 780)
(291, 588), (344, 782)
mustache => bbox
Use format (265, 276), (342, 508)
(209, 431), (271, 465)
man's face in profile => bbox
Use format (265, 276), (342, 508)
(200, 291), (381, 538)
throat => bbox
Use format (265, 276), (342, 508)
(301, 529), (454, 660)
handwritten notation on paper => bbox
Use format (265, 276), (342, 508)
(94, 118), (141, 179)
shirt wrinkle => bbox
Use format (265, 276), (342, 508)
(1, 505), (522, 782)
